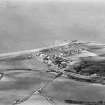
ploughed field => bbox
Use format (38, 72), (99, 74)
(1, 41), (105, 105)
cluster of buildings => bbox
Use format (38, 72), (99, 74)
(37, 41), (83, 71)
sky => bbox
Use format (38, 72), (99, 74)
(0, 0), (105, 53)
(1, 0), (105, 2)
